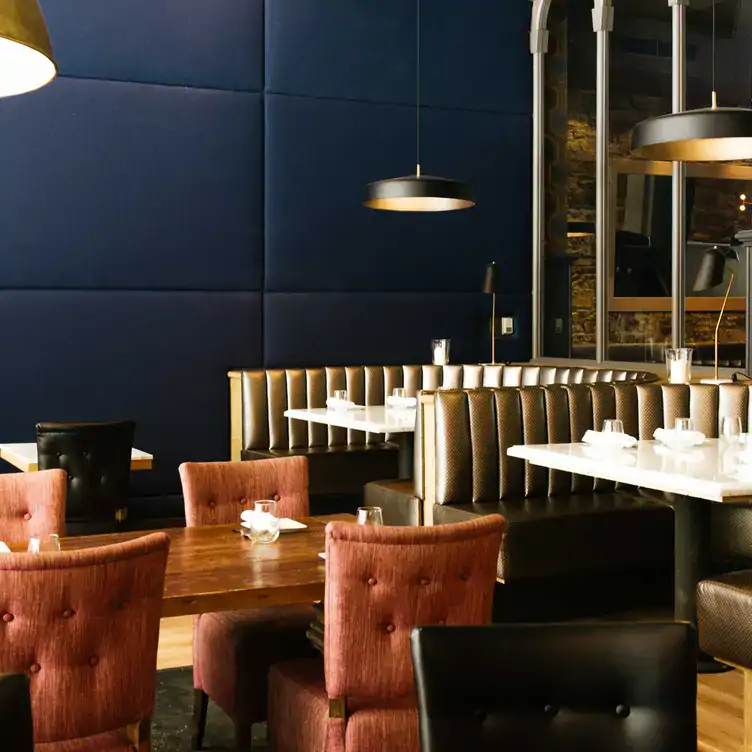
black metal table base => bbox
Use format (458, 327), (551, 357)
(396, 433), (415, 480)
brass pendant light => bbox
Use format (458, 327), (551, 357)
(631, 0), (752, 162)
(0, 0), (57, 97)
(364, 0), (474, 212)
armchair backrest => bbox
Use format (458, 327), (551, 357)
(0, 532), (169, 743)
(323, 516), (504, 702)
(0, 470), (66, 541)
(179, 456), (309, 527)
(410, 622), (697, 752)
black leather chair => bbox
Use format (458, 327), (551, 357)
(410, 623), (697, 752)
(0, 675), (34, 751)
(36, 421), (135, 535)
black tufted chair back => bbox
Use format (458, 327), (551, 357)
(36, 421), (135, 535)
(0, 675), (34, 751)
(411, 623), (697, 752)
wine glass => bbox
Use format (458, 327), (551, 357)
(356, 506), (383, 526)
(392, 388), (406, 400)
(249, 500), (280, 544)
(28, 534), (61, 553)
(720, 416), (743, 444)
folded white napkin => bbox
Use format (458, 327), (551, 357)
(325, 397), (360, 410)
(0, 542), (10, 553)
(653, 428), (705, 449)
(582, 429), (637, 448)
(239, 509), (307, 532)
(386, 396), (417, 408)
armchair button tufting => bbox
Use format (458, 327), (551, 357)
(544, 704), (558, 717)
(460, 573), (470, 582)
(89, 656), (99, 667)
(419, 577), (430, 586)
(62, 609), (74, 619)
(23, 513), (31, 521)
(118, 600), (129, 610)
(29, 664), (40, 674)
(616, 704), (630, 718)
(208, 501), (217, 509)
(367, 577), (377, 586)
(273, 494), (281, 501)
(2, 613), (13, 623)
(385, 623), (396, 633)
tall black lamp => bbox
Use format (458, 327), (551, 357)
(692, 245), (738, 383)
(482, 261), (502, 364)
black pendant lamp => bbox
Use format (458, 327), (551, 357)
(631, 0), (752, 162)
(364, 0), (474, 212)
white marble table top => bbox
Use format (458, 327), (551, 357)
(0, 443), (153, 473)
(284, 406), (416, 434)
(507, 439), (752, 503)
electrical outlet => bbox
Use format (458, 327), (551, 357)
(501, 317), (514, 336)
(555, 318), (564, 334)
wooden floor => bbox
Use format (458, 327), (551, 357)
(157, 618), (747, 752)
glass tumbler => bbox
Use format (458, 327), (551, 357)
(28, 534), (61, 553)
(602, 419), (624, 434)
(721, 416), (743, 444)
(250, 500), (281, 544)
(356, 506), (384, 526)
(431, 339), (450, 366)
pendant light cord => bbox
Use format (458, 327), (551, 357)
(712, 0), (717, 108)
(415, 0), (421, 176)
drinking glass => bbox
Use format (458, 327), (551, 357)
(356, 506), (384, 526)
(28, 534), (61, 553)
(392, 388), (406, 400)
(333, 389), (348, 402)
(249, 500), (280, 544)
(720, 416), (744, 444)
(431, 339), (450, 366)
(602, 419), (624, 434)
(675, 418), (694, 432)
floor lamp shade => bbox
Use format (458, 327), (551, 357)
(692, 246), (731, 292)
(0, 0), (57, 97)
(482, 261), (502, 294)
(364, 174), (474, 212)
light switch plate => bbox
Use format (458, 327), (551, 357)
(501, 317), (514, 336)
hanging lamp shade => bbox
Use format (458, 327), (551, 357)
(0, 0), (56, 97)
(364, 173), (475, 212)
(631, 107), (752, 161)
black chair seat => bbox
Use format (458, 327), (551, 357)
(433, 491), (673, 581)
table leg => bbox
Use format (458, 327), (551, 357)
(396, 433), (414, 480)
(673, 495), (729, 674)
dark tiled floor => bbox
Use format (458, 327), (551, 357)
(152, 667), (267, 751)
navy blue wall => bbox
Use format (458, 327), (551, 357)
(0, 0), (531, 516)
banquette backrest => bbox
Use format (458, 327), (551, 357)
(228, 364), (657, 459)
(420, 382), (752, 565)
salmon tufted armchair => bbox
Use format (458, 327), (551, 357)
(0, 531), (170, 751)
(0, 470), (66, 542)
(179, 456), (318, 749)
(268, 515), (505, 752)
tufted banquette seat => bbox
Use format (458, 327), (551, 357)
(228, 364), (657, 511)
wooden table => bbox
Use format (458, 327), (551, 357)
(284, 406), (416, 478)
(0, 443), (153, 472)
(25, 515), (348, 618)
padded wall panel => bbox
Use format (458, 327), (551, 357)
(0, 291), (262, 500)
(263, 292), (531, 367)
(265, 94), (531, 293)
(266, 0), (531, 113)
(42, 0), (263, 91)
(0, 79), (263, 291)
